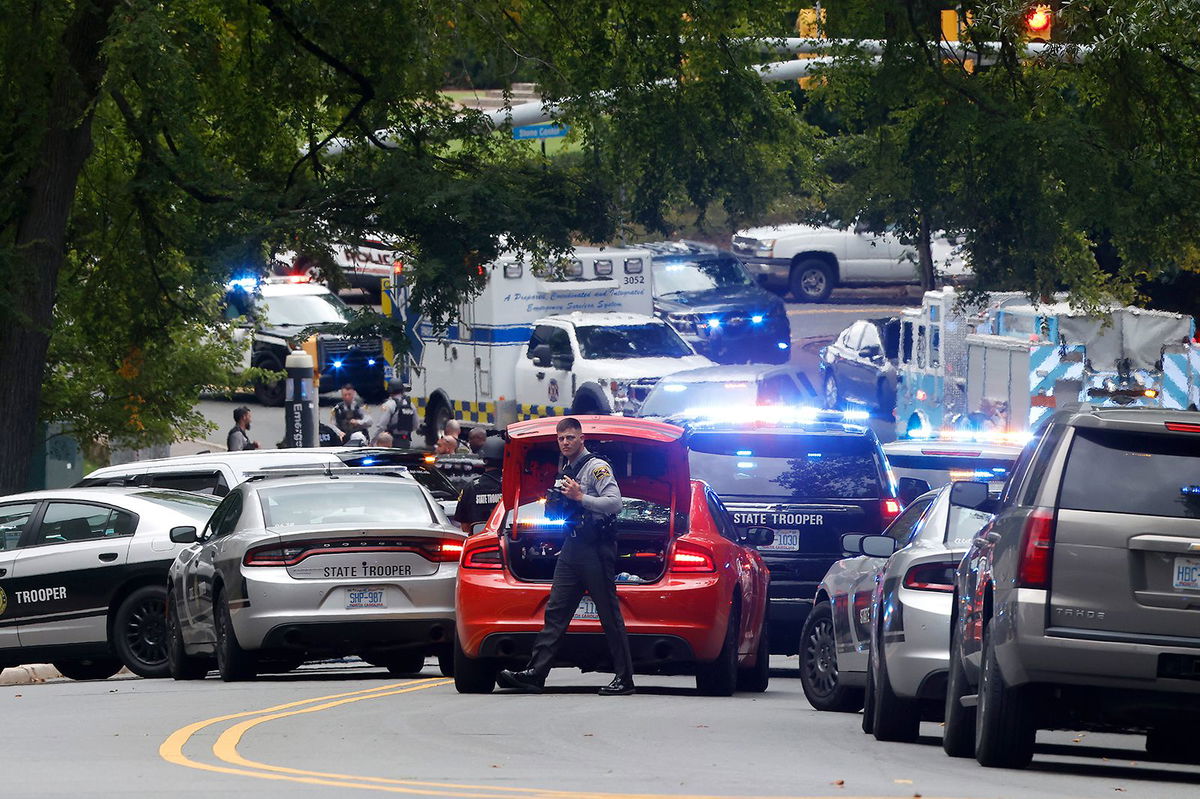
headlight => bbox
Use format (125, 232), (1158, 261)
(666, 313), (698, 335)
(756, 239), (776, 257)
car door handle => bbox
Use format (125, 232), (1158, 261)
(98, 552), (119, 562)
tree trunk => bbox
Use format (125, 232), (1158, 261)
(917, 209), (936, 291)
(0, 0), (115, 494)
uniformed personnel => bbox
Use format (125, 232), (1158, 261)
(453, 436), (504, 533)
(498, 417), (635, 696)
(374, 378), (417, 446)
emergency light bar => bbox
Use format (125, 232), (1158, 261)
(673, 406), (870, 427)
(904, 428), (1032, 447)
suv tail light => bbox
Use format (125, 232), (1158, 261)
(461, 539), (504, 570)
(243, 537), (463, 567)
(669, 540), (716, 573)
(903, 562), (956, 592)
(881, 498), (902, 526)
(1017, 508), (1057, 588)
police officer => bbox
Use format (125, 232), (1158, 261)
(498, 417), (635, 696)
(453, 436), (504, 533)
(374, 379), (416, 446)
(332, 384), (372, 444)
(227, 406), (259, 451)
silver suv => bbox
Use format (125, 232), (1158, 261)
(944, 407), (1200, 768)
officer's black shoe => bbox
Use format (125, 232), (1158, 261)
(598, 676), (636, 696)
(497, 669), (545, 694)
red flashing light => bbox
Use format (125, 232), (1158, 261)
(669, 540), (716, 573)
(882, 498), (902, 525)
(920, 449), (983, 458)
(1017, 508), (1056, 588)
(1026, 5), (1051, 32)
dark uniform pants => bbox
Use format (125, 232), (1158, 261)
(527, 543), (634, 682)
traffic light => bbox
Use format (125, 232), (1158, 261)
(1025, 4), (1053, 41)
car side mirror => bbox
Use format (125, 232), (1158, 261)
(531, 344), (552, 368)
(860, 534), (899, 558)
(950, 480), (992, 511)
(741, 526), (775, 548)
(439, 500), (458, 518)
(550, 352), (575, 371)
(169, 525), (198, 544)
(470, 521), (490, 534)
(897, 476), (931, 505)
(841, 533), (864, 555)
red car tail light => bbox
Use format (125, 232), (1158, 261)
(461, 541), (504, 570)
(1165, 421), (1200, 434)
(669, 540), (716, 573)
(1017, 508), (1057, 588)
(903, 562), (956, 592)
(881, 498), (902, 526)
(242, 537), (462, 567)
(435, 540), (465, 562)
(243, 544), (306, 566)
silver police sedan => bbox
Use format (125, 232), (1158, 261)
(165, 472), (464, 681)
(799, 484), (994, 742)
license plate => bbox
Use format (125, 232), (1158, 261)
(759, 530), (801, 552)
(573, 596), (599, 621)
(1173, 558), (1200, 591)
(345, 587), (387, 609)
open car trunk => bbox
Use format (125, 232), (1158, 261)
(500, 416), (690, 584)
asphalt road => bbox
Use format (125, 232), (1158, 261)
(184, 286), (913, 455)
(6, 658), (1199, 798)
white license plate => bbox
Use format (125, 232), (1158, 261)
(1173, 558), (1200, 591)
(573, 596), (599, 621)
(345, 587), (387, 609)
(759, 530), (801, 552)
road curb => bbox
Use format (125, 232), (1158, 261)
(0, 663), (62, 686)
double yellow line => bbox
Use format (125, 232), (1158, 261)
(159, 677), (940, 799)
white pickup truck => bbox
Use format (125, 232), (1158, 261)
(731, 222), (969, 302)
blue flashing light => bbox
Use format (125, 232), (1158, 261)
(807, 453), (823, 459)
(367, 358), (377, 366)
(736, 450), (752, 456)
(992, 467), (1008, 474)
(225, 276), (259, 291)
(751, 314), (764, 324)
(361, 458), (376, 465)
(842, 409), (871, 422)
(663, 383), (687, 393)
(523, 517), (567, 527)
(707, 318), (721, 330)
(736, 461), (755, 469)
(1182, 485), (1200, 496)
(777, 341), (789, 350)
(332, 360), (344, 369)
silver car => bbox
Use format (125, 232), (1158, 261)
(165, 472), (464, 681)
(800, 485), (993, 744)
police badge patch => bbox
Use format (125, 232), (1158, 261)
(592, 464), (611, 481)
(0, 585), (7, 617)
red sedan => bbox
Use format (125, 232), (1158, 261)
(454, 416), (772, 695)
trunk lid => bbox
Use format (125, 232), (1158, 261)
(248, 526), (463, 581)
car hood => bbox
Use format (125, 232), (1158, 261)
(735, 223), (835, 240)
(654, 287), (785, 316)
(584, 354), (715, 380)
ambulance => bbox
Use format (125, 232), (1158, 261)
(382, 247), (716, 440)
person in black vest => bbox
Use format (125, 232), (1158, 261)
(332, 384), (371, 444)
(373, 379), (416, 446)
(498, 417), (635, 696)
(227, 407), (259, 451)
(453, 436), (504, 533)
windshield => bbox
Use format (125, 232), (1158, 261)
(576, 323), (692, 359)
(259, 482), (434, 527)
(257, 292), (353, 327)
(652, 256), (752, 295)
(132, 490), (221, 523)
(688, 433), (882, 499)
(640, 381), (758, 417)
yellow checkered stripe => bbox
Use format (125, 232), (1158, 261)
(519, 404), (567, 419)
(412, 396), (496, 425)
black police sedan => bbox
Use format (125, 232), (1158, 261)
(645, 241), (791, 365)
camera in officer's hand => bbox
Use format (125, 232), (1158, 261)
(544, 477), (583, 526)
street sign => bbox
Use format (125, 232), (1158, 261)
(512, 124), (570, 141)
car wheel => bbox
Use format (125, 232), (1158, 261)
(789, 259), (835, 303)
(975, 623), (1035, 768)
(736, 620), (769, 693)
(438, 650), (454, 678)
(823, 373), (842, 411)
(942, 618), (976, 757)
(214, 589), (257, 682)
(425, 399), (452, 447)
(798, 601), (863, 712)
(53, 658), (122, 681)
(453, 636), (497, 694)
(870, 638), (921, 742)
(253, 355), (286, 407)
(696, 600), (739, 697)
(861, 656), (877, 734)
(384, 653), (427, 677)
(166, 596), (210, 681)
(1146, 725), (1200, 764)
(111, 585), (171, 678)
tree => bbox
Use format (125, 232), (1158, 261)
(0, 0), (818, 492)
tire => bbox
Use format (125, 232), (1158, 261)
(384, 652), (427, 677)
(823, 373), (842, 411)
(1146, 726), (1200, 764)
(569, 388), (609, 416)
(438, 650), (454, 678)
(166, 597), (209, 681)
(696, 601), (739, 697)
(53, 658), (122, 681)
(214, 589), (257, 682)
(870, 640), (921, 742)
(253, 355), (285, 407)
(942, 620), (976, 758)
(975, 623), (1035, 768)
(862, 656), (877, 734)
(112, 585), (171, 678)
(789, 258), (835, 303)
(736, 621), (770, 693)
(453, 636), (497, 694)
(425, 399), (451, 447)
(798, 602), (863, 712)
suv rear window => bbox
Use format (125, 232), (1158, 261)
(1060, 428), (1200, 519)
(688, 433), (882, 499)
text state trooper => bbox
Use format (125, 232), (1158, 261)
(498, 416), (635, 696)
(453, 436), (504, 533)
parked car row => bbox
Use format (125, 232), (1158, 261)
(800, 406), (1200, 770)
